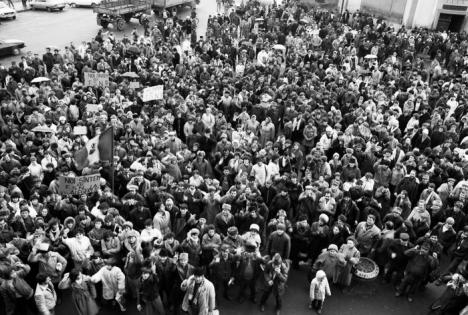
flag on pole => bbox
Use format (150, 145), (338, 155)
(75, 127), (113, 170)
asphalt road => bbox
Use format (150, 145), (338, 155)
(54, 267), (443, 315)
(0, 0), (217, 65)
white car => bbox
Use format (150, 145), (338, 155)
(0, 2), (16, 19)
(30, 0), (66, 11)
(69, 0), (101, 7)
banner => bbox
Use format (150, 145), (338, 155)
(58, 174), (101, 195)
(84, 73), (109, 87)
(142, 85), (163, 102)
(86, 104), (100, 113)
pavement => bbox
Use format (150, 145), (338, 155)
(54, 267), (443, 315)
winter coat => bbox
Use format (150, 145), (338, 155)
(312, 251), (346, 282)
(266, 231), (291, 259)
(354, 222), (381, 255)
(90, 266), (125, 300)
(309, 276), (331, 301)
(181, 277), (216, 315)
(262, 260), (289, 296)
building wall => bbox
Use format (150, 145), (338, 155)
(409, 0), (468, 30)
(360, 0), (408, 22)
(409, 0), (439, 28)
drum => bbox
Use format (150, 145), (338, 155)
(354, 257), (379, 280)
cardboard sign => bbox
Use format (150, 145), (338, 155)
(84, 72), (109, 87)
(86, 104), (100, 113)
(73, 126), (88, 135)
(142, 85), (163, 102)
(129, 81), (140, 89)
(58, 174), (101, 195)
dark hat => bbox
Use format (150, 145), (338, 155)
(400, 233), (410, 241)
(193, 267), (205, 277)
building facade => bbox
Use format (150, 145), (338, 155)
(340, 0), (468, 32)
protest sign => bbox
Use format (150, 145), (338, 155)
(58, 174), (101, 195)
(86, 104), (100, 113)
(84, 73), (109, 87)
(142, 85), (163, 102)
(129, 81), (140, 89)
(73, 126), (88, 135)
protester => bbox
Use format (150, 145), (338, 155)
(2, 0), (468, 314)
(34, 273), (57, 315)
(58, 268), (99, 315)
(181, 267), (216, 315)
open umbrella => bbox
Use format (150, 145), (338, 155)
(364, 54), (377, 59)
(272, 44), (286, 51)
(32, 125), (55, 133)
(121, 72), (139, 79)
(31, 77), (50, 83)
(126, 46), (140, 56)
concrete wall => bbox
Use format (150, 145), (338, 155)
(360, 0), (407, 22)
(409, 0), (440, 28)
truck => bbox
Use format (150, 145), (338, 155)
(152, 0), (195, 11)
(93, 0), (196, 31)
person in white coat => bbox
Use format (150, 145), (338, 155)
(91, 258), (126, 311)
(309, 270), (331, 314)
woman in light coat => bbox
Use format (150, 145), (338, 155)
(309, 270), (331, 314)
(336, 237), (360, 288)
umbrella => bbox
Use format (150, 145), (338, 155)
(272, 44), (286, 51)
(364, 54), (377, 59)
(31, 77), (50, 83)
(126, 46), (140, 55)
(32, 125), (55, 133)
(121, 72), (139, 79)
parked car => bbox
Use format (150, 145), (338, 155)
(30, 0), (66, 11)
(69, 0), (101, 7)
(0, 2), (16, 19)
(0, 39), (25, 57)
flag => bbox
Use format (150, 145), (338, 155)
(75, 127), (113, 170)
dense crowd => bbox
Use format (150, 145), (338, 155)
(1, 0), (468, 314)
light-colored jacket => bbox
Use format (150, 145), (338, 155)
(91, 266), (125, 300)
(181, 277), (216, 315)
(309, 277), (331, 301)
(35, 283), (57, 315)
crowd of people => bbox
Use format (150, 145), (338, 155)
(1, 0), (468, 314)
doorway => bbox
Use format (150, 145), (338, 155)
(437, 13), (466, 32)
